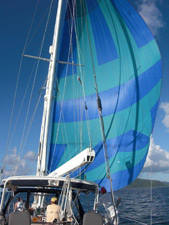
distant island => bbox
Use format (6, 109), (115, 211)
(126, 178), (169, 189)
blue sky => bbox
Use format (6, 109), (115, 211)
(131, 0), (169, 182)
(0, 0), (169, 182)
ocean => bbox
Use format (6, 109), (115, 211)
(78, 186), (169, 225)
(116, 187), (169, 225)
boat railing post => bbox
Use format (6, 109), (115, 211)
(0, 180), (8, 213)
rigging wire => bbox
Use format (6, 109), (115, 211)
(24, 5), (52, 52)
(71, 0), (94, 175)
(14, 93), (42, 175)
(48, 0), (93, 175)
(17, 0), (54, 171)
(49, 0), (95, 173)
(48, 1), (74, 172)
(81, 1), (118, 223)
(72, 0), (93, 149)
(68, 0), (83, 160)
(63, 0), (77, 161)
(2, 0), (55, 177)
(48, 0), (82, 171)
(2, 0), (40, 177)
(69, 0), (85, 159)
(8, 62), (37, 151)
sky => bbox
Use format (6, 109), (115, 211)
(131, 0), (169, 182)
(0, 0), (169, 183)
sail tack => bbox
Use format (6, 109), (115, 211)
(48, 0), (162, 191)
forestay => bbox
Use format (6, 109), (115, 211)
(47, 0), (162, 191)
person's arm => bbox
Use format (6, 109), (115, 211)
(116, 197), (121, 208)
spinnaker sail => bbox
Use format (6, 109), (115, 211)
(47, 0), (162, 191)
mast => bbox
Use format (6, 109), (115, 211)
(37, 0), (67, 176)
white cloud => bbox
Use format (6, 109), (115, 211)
(4, 148), (25, 167)
(24, 151), (37, 161)
(160, 102), (169, 130)
(136, 0), (164, 36)
(143, 137), (169, 173)
(3, 148), (37, 177)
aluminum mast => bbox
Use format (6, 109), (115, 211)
(37, 0), (67, 176)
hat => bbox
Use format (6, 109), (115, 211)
(100, 187), (107, 194)
(51, 197), (57, 202)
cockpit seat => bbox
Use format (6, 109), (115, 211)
(9, 210), (31, 225)
(83, 211), (103, 225)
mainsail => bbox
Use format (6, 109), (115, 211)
(47, 0), (162, 191)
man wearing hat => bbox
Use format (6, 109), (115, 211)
(98, 187), (121, 225)
(46, 197), (61, 223)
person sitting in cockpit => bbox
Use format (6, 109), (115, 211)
(14, 197), (24, 211)
(46, 197), (61, 223)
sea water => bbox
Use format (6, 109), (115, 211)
(116, 187), (169, 225)
(79, 187), (169, 225)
